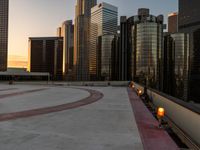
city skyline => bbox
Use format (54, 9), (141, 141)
(8, 0), (178, 68)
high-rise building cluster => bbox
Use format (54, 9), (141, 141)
(0, 0), (196, 102)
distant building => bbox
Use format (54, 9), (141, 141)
(57, 27), (62, 37)
(28, 37), (63, 80)
(74, 0), (97, 81)
(163, 33), (189, 101)
(163, 33), (175, 96)
(125, 8), (164, 89)
(59, 20), (74, 80)
(90, 2), (118, 80)
(179, 0), (200, 102)
(111, 34), (120, 81)
(0, 0), (9, 71)
(97, 34), (115, 80)
(119, 16), (128, 81)
(168, 12), (178, 33)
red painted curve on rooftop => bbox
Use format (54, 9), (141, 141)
(127, 88), (179, 150)
(0, 88), (103, 122)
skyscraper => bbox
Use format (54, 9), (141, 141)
(171, 33), (189, 100)
(60, 20), (74, 80)
(163, 33), (189, 101)
(127, 8), (164, 89)
(0, 0), (9, 71)
(28, 37), (63, 80)
(74, 0), (97, 81)
(90, 2), (118, 80)
(168, 12), (178, 33)
(179, 0), (200, 102)
(120, 16), (128, 81)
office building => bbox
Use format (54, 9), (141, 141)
(28, 37), (63, 80)
(97, 34), (115, 80)
(111, 34), (120, 81)
(90, 2), (118, 80)
(179, 0), (200, 102)
(127, 8), (164, 89)
(119, 16), (128, 81)
(74, 0), (97, 81)
(59, 20), (74, 80)
(163, 33), (175, 95)
(171, 33), (189, 100)
(0, 0), (9, 71)
(163, 33), (189, 101)
(168, 12), (178, 33)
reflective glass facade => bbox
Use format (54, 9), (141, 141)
(74, 0), (97, 81)
(171, 33), (189, 100)
(97, 34), (114, 80)
(128, 9), (163, 89)
(28, 37), (63, 80)
(0, 0), (8, 71)
(90, 2), (118, 80)
(61, 20), (74, 80)
(179, 0), (200, 102)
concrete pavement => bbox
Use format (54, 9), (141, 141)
(0, 84), (143, 150)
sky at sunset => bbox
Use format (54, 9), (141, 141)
(8, 0), (178, 68)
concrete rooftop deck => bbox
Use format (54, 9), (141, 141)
(0, 83), (179, 150)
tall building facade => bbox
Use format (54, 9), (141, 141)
(163, 33), (189, 101)
(60, 20), (74, 80)
(97, 34), (115, 80)
(127, 9), (164, 89)
(0, 0), (9, 71)
(28, 37), (63, 80)
(179, 0), (200, 102)
(119, 16), (128, 81)
(168, 12), (178, 33)
(90, 2), (118, 80)
(171, 33), (189, 100)
(163, 33), (175, 95)
(74, 0), (97, 81)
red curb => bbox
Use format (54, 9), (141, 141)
(127, 88), (179, 150)
(0, 88), (103, 122)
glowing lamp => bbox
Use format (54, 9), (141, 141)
(157, 107), (165, 118)
(138, 89), (142, 95)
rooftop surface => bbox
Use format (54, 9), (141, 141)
(0, 83), (178, 150)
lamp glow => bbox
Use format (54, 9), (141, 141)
(157, 107), (165, 118)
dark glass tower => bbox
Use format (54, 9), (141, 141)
(179, 0), (200, 102)
(119, 16), (128, 81)
(28, 37), (63, 80)
(0, 0), (9, 71)
(126, 9), (164, 89)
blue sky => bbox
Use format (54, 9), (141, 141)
(8, 0), (178, 62)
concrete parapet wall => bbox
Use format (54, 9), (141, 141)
(147, 89), (200, 146)
(133, 82), (200, 146)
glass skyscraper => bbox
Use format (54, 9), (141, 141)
(127, 9), (164, 89)
(59, 20), (74, 80)
(163, 33), (189, 100)
(90, 2), (118, 80)
(74, 0), (97, 81)
(28, 37), (63, 80)
(0, 0), (9, 71)
(179, 0), (200, 102)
